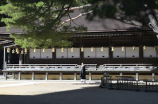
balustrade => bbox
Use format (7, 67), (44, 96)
(4, 64), (156, 71)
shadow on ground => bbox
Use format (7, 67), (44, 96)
(0, 84), (158, 104)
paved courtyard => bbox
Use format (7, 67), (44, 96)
(0, 80), (158, 104)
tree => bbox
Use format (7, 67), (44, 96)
(0, 0), (88, 48)
(0, 0), (158, 48)
(0, 0), (6, 26)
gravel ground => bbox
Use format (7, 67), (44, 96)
(0, 82), (22, 85)
(0, 82), (158, 104)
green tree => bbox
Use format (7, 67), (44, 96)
(0, 0), (88, 48)
(86, 0), (158, 26)
(0, 0), (158, 48)
(0, 0), (6, 26)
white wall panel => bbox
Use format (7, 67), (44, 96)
(41, 49), (52, 59)
(113, 47), (125, 58)
(144, 47), (156, 58)
(84, 48), (95, 58)
(126, 47), (139, 58)
(56, 48), (68, 58)
(68, 48), (80, 58)
(96, 47), (109, 58)
(30, 49), (40, 59)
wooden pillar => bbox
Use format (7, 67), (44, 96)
(89, 72), (92, 81)
(23, 54), (26, 64)
(26, 49), (29, 64)
(74, 73), (77, 81)
(60, 72), (62, 80)
(109, 36), (112, 64)
(80, 36), (83, 64)
(32, 72), (34, 80)
(139, 46), (143, 63)
(18, 72), (21, 80)
(136, 73), (139, 81)
(139, 33), (143, 63)
(3, 47), (7, 76)
(152, 73), (155, 81)
(3, 47), (6, 70)
(8, 49), (11, 64)
(46, 72), (48, 80)
(19, 54), (22, 65)
(109, 46), (112, 64)
(4, 72), (7, 80)
(80, 49), (84, 64)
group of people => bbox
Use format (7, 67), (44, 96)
(80, 63), (87, 83)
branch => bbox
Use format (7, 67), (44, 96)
(65, 4), (92, 10)
(58, 11), (93, 28)
(114, 17), (142, 27)
(51, 4), (92, 11)
(68, 12), (80, 26)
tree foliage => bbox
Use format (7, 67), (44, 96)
(0, 0), (88, 48)
(0, 0), (158, 48)
(86, 0), (158, 26)
(0, 0), (6, 26)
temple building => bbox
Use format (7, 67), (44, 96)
(0, 10), (158, 81)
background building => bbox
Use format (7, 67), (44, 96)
(0, 11), (158, 80)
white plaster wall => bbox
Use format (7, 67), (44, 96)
(113, 47), (125, 58)
(41, 49), (52, 59)
(143, 47), (156, 58)
(68, 48), (80, 58)
(84, 48), (95, 58)
(96, 47), (109, 58)
(126, 47), (139, 58)
(30, 49), (40, 59)
(56, 48), (68, 58)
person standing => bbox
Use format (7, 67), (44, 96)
(80, 63), (87, 83)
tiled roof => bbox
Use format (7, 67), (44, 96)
(0, 26), (23, 34)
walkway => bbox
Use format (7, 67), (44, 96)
(0, 80), (100, 87)
(0, 80), (158, 104)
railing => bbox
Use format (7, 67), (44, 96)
(98, 64), (156, 71)
(144, 81), (158, 92)
(6, 64), (97, 71)
(4, 64), (156, 71)
(101, 79), (158, 92)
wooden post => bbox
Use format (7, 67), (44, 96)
(74, 73), (77, 81)
(109, 36), (112, 64)
(120, 73), (122, 76)
(60, 72), (62, 80)
(136, 73), (139, 81)
(46, 72), (48, 80)
(32, 72), (34, 80)
(89, 72), (92, 81)
(18, 72), (21, 80)
(3, 47), (6, 76)
(152, 73), (155, 81)
(19, 54), (22, 65)
(4, 72), (7, 80)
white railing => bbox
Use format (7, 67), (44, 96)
(98, 64), (156, 71)
(5, 64), (156, 71)
(6, 64), (97, 71)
